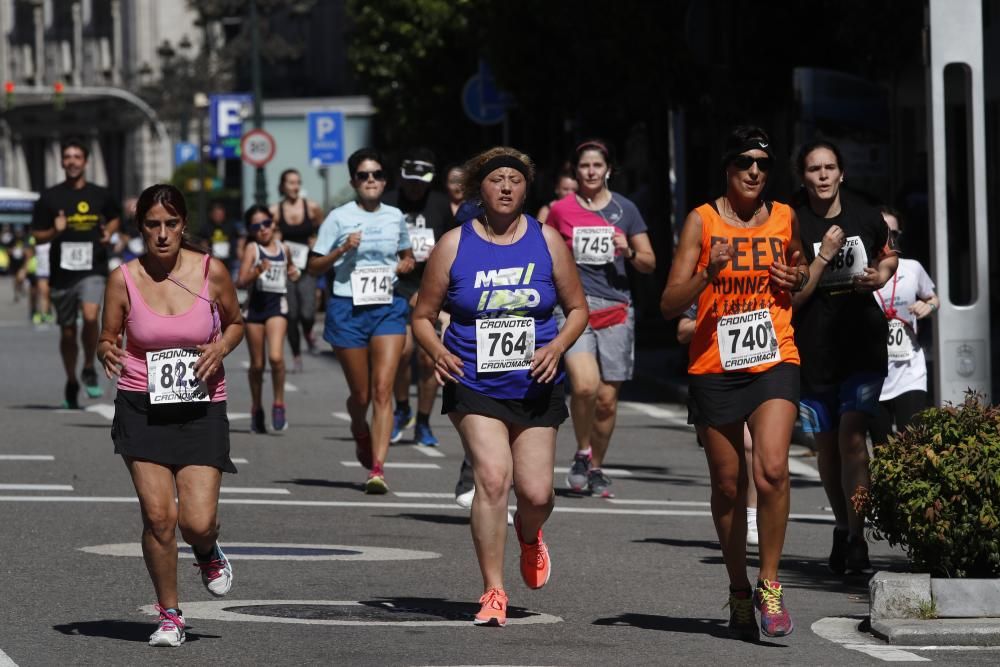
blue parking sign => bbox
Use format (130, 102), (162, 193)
(210, 93), (253, 159)
(174, 142), (198, 167)
(308, 111), (344, 166)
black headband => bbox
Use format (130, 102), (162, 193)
(722, 137), (774, 167)
(475, 155), (529, 184)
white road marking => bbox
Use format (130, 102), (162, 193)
(139, 600), (562, 627)
(341, 461), (441, 469)
(219, 487), (290, 495)
(554, 466), (633, 477)
(812, 617), (930, 662)
(232, 457), (249, 464)
(84, 403), (115, 420)
(788, 457), (821, 480)
(0, 455), (54, 461)
(0, 648), (18, 666)
(284, 382), (298, 392)
(608, 499), (711, 507)
(410, 445), (445, 458)
(393, 492), (454, 499)
(82, 542), (439, 561)
(0, 494), (835, 521)
(0, 484), (72, 491)
(332, 411), (351, 422)
(228, 412), (250, 421)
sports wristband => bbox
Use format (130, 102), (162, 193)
(817, 253), (832, 264)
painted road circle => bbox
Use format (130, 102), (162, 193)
(80, 542), (439, 561)
(141, 600), (562, 627)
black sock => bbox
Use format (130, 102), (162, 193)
(397, 400), (411, 414)
(193, 544), (218, 562)
(417, 412), (430, 426)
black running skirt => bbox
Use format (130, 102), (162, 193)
(112, 390), (237, 472)
(687, 362), (800, 428)
(442, 381), (568, 428)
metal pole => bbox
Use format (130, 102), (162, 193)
(198, 108), (207, 232)
(250, 0), (267, 206)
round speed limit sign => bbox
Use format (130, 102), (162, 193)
(240, 129), (276, 168)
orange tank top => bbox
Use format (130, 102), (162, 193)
(688, 201), (800, 375)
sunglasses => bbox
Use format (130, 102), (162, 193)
(249, 219), (273, 231)
(731, 155), (773, 172)
(355, 170), (386, 182)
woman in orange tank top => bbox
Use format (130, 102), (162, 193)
(661, 126), (808, 640)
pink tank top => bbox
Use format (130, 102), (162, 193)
(117, 254), (227, 401)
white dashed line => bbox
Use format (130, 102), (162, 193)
(788, 457), (821, 480)
(393, 492), (454, 499)
(812, 617), (930, 662)
(84, 403), (115, 420)
(340, 462), (441, 469)
(284, 382), (299, 392)
(228, 412), (250, 421)
(219, 487), (290, 495)
(0, 647), (18, 666)
(232, 458), (249, 464)
(0, 484), (72, 491)
(410, 445), (445, 457)
(608, 499), (711, 507)
(0, 455), (54, 461)
(619, 401), (691, 425)
(554, 466), (633, 477)
(332, 411), (351, 422)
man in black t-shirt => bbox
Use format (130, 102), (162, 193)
(382, 148), (452, 446)
(31, 139), (121, 408)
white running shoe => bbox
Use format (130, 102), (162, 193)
(456, 485), (475, 509)
(747, 523), (759, 547)
(193, 544), (233, 597)
(148, 605), (185, 647)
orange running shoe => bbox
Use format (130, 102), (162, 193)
(473, 587), (508, 627)
(514, 513), (551, 589)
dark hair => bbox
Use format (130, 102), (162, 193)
(243, 204), (271, 231)
(60, 138), (90, 161)
(572, 139), (613, 170)
(461, 147), (536, 202)
(347, 148), (384, 177)
(135, 184), (188, 228)
(795, 139), (845, 176)
(879, 204), (904, 231)
(721, 125), (773, 169)
(278, 168), (300, 196)
(209, 199), (226, 212)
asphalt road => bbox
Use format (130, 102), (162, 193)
(0, 277), (993, 666)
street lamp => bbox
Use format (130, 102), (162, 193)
(194, 91), (210, 233)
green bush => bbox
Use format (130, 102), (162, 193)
(856, 391), (1000, 577)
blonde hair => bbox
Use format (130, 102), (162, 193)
(461, 146), (536, 202)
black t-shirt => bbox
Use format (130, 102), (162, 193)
(794, 192), (891, 390)
(31, 182), (121, 289)
(197, 220), (245, 270)
(383, 189), (452, 299)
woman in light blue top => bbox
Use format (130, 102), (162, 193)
(308, 148), (414, 494)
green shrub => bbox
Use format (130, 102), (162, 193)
(855, 391), (1000, 577)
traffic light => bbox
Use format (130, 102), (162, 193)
(3, 81), (13, 109)
(53, 81), (65, 110)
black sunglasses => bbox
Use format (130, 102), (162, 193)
(249, 219), (273, 230)
(355, 170), (386, 182)
(731, 155), (773, 172)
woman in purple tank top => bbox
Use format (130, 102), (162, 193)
(96, 184), (245, 647)
(413, 147), (588, 627)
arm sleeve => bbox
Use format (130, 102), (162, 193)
(620, 196), (648, 236)
(312, 211), (340, 255)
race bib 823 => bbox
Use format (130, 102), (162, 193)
(145, 348), (210, 404)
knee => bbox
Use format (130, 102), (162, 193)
(348, 391), (370, 409)
(514, 481), (554, 511)
(571, 380), (599, 403)
(248, 363), (265, 375)
(755, 461), (789, 494)
(712, 477), (742, 504)
(142, 508), (178, 543)
(60, 327), (77, 342)
(371, 384), (393, 408)
(179, 517), (218, 545)
(474, 466), (512, 504)
(268, 356), (285, 372)
(595, 396), (618, 421)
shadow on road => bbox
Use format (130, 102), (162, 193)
(52, 620), (220, 643)
(592, 613), (788, 646)
(274, 478), (364, 492)
(359, 597), (539, 621)
(635, 536), (721, 550)
(378, 512), (469, 526)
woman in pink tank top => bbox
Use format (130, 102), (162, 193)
(96, 184), (244, 647)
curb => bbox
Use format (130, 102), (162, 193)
(870, 618), (1000, 646)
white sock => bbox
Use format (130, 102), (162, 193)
(746, 507), (758, 529)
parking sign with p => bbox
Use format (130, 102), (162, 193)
(308, 111), (345, 166)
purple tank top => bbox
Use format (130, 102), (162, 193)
(117, 254), (226, 401)
(442, 217), (563, 399)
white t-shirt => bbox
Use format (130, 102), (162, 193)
(873, 258), (936, 401)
